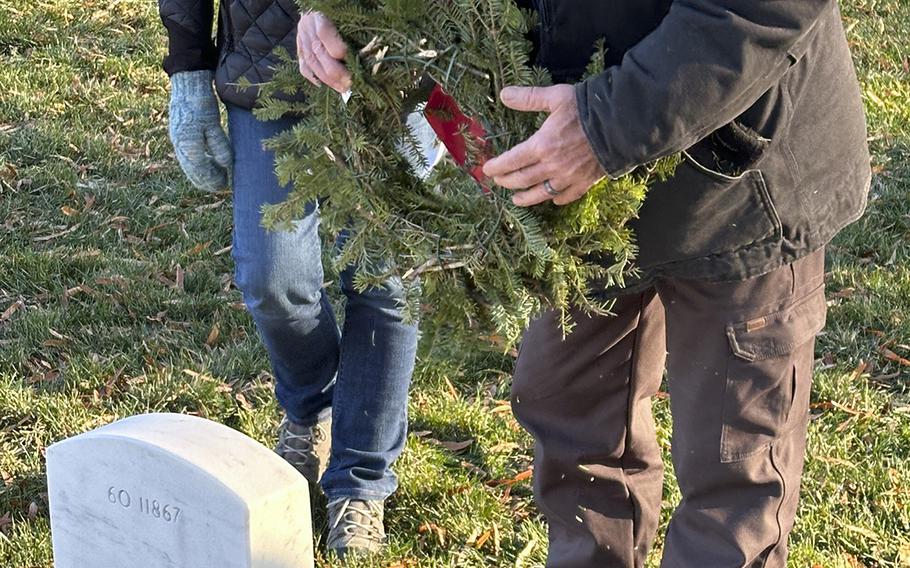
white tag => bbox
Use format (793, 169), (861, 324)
(339, 91), (445, 180)
(397, 103), (447, 180)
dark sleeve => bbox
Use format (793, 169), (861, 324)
(575, 0), (832, 177)
(158, 0), (219, 76)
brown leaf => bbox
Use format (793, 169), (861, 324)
(487, 442), (519, 453)
(27, 502), (38, 521)
(418, 522), (447, 546)
(0, 300), (23, 322)
(188, 241), (212, 255)
(0, 162), (17, 181)
(0, 512), (11, 535)
(99, 367), (126, 397)
(174, 266), (185, 292)
(831, 287), (856, 299)
(881, 347), (910, 367)
(849, 360), (868, 381)
(473, 529), (493, 550)
(141, 163), (166, 177)
(32, 223), (82, 242)
(443, 377), (459, 400)
(433, 439), (473, 454)
(205, 323), (220, 347)
(488, 467), (533, 487)
(235, 392), (253, 411)
(61, 205), (80, 217)
(194, 199), (225, 212)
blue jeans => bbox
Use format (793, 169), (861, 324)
(227, 104), (418, 501)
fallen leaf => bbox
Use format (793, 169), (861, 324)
(60, 205), (79, 217)
(459, 460), (488, 478)
(881, 347), (910, 367)
(32, 223), (82, 242)
(433, 439), (473, 454)
(188, 241), (212, 255)
(418, 522), (447, 545)
(206, 324), (220, 346)
(831, 287), (856, 299)
(27, 502), (38, 521)
(849, 360), (868, 380)
(488, 442), (519, 453)
(174, 266), (185, 291)
(443, 376), (459, 400)
(194, 199), (225, 212)
(488, 467), (533, 487)
(235, 392), (252, 411)
(0, 512), (11, 535)
(0, 300), (23, 322)
(473, 528), (493, 549)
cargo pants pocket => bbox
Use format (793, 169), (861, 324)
(719, 285), (827, 463)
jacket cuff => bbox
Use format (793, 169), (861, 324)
(574, 80), (637, 179)
(170, 70), (216, 98)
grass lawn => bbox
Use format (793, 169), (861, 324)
(0, 1), (908, 566)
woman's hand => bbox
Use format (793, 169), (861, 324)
(297, 12), (352, 93)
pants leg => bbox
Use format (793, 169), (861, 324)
(656, 249), (826, 567)
(511, 291), (667, 567)
(319, 268), (419, 501)
(228, 105), (419, 501)
(228, 104), (337, 426)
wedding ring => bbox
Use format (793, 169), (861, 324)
(543, 179), (561, 197)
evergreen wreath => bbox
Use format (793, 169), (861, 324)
(255, 0), (679, 348)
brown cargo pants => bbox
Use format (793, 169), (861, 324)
(511, 249), (826, 567)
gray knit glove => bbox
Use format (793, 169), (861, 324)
(168, 70), (233, 192)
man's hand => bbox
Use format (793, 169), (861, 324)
(297, 12), (352, 93)
(482, 85), (605, 207)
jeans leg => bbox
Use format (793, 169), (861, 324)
(319, 266), (419, 501)
(511, 292), (667, 567)
(228, 104), (338, 426)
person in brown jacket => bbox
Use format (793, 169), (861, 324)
(277, 0), (870, 564)
(479, 0), (871, 566)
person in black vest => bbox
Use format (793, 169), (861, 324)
(300, 1), (870, 565)
(157, 1), (418, 558)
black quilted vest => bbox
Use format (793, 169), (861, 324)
(214, 0), (302, 108)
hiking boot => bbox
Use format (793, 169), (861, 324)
(326, 498), (386, 558)
(275, 415), (332, 485)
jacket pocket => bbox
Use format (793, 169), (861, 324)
(719, 284), (826, 463)
(632, 147), (782, 270)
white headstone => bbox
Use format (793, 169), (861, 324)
(46, 413), (313, 568)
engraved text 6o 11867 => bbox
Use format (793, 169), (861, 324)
(106, 486), (182, 523)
